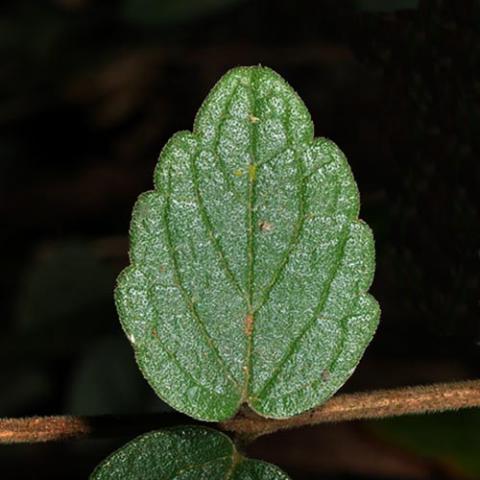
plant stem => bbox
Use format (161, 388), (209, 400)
(1, 380), (479, 444)
(0, 412), (194, 444)
(223, 379), (480, 436)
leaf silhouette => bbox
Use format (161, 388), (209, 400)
(115, 66), (380, 421)
(90, 426), (290, 479)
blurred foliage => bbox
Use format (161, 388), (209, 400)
(67, 335), (171, 415)
(355, 0), (419, 12)
(0, 367), (52, 416)
(122, 0), (245, 27)
(371, 410), (480, 478)
(14, 242), (116, 333)
(0, 240), (120, 418)
(352, 0), (480, 352)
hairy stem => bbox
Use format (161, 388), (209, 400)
(1, 380), (479, 444)
(223, 379), (480, 436)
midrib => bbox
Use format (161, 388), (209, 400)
(241, 68), (258, 402)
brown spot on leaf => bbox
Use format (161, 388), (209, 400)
(259, 220), (273, 232)
(152, 328), (158, 338)
(245, 314), (254, 336)
(321, 369), (330, 382)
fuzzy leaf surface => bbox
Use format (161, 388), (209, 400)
(90, 426), (290, 479)
(116, 66), (380, 420)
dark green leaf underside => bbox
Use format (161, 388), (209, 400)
(116, 66), (380, 421)
(90, 426), (290, 479)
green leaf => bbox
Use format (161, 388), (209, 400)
(116, 66), (379, 421)
(90, 426), (290, 479)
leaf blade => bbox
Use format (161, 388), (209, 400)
(116, 65), (379, 420)
(90, 426), (290, 480)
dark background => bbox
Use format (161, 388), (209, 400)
(1, 0), (479, 478)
